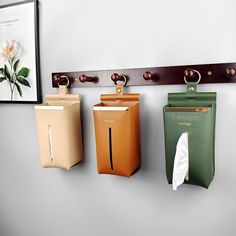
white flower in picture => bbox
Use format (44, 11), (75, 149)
(0, 39), (23, 61)
(0, 39), (30, 101)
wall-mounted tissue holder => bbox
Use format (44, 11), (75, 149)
(52, 62), (236, 87)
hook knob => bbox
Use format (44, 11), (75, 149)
(55, 75), (70, 87)
(111, 73), (127, 85)
(184, 69), (201, 84)
(225, 68), (236, 78)
(184, 68), (195, 79)
(143, 71), (158, 81)
(79, 74), (97, 83)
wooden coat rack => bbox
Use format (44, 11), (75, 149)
(52, 62), (236, 87)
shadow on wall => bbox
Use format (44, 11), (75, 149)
(138, 93), (165, 179)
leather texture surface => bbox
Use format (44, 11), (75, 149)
(35, 93), (83, 170)
(163, 86), (216, 188)
(93, 85), (141, 176)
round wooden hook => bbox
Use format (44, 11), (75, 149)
(184, 69), (201, 84)
(56, 75), (70, 87)
(79, 74), (97, 83)
(143, 71), (158, 81)
(111, 73), (127, 85)
(225, 68), (236, 78)
(184, 68), (195, 79)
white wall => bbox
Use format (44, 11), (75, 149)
(0, 0), (236, 235)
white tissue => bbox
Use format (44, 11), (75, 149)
(172, 132), (189, 191)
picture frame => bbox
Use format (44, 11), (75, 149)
(0, 0), (41, 103)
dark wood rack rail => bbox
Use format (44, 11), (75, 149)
(52, 62), (236, 87)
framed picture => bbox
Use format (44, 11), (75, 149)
(0, 0), (41, 103)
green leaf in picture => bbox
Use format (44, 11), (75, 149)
(0, 68), (4, 76)
(12, 74), (17, 83)
(15, 83), (23, 97)
(4, 65), (11, 80)
(13, 59), (20, 72)
(17, 76), (31, 87)
(0, 77), (6, 82)
(0, 68), (6, 83)
(18, 67), (30, 78)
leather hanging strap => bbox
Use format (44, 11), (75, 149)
(115, 85), (124, 96)
(46, 85), (80, 102)
(101, 84), (139, 102)
(186, 82), (197, 99)
(59, 85), (68, 96)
